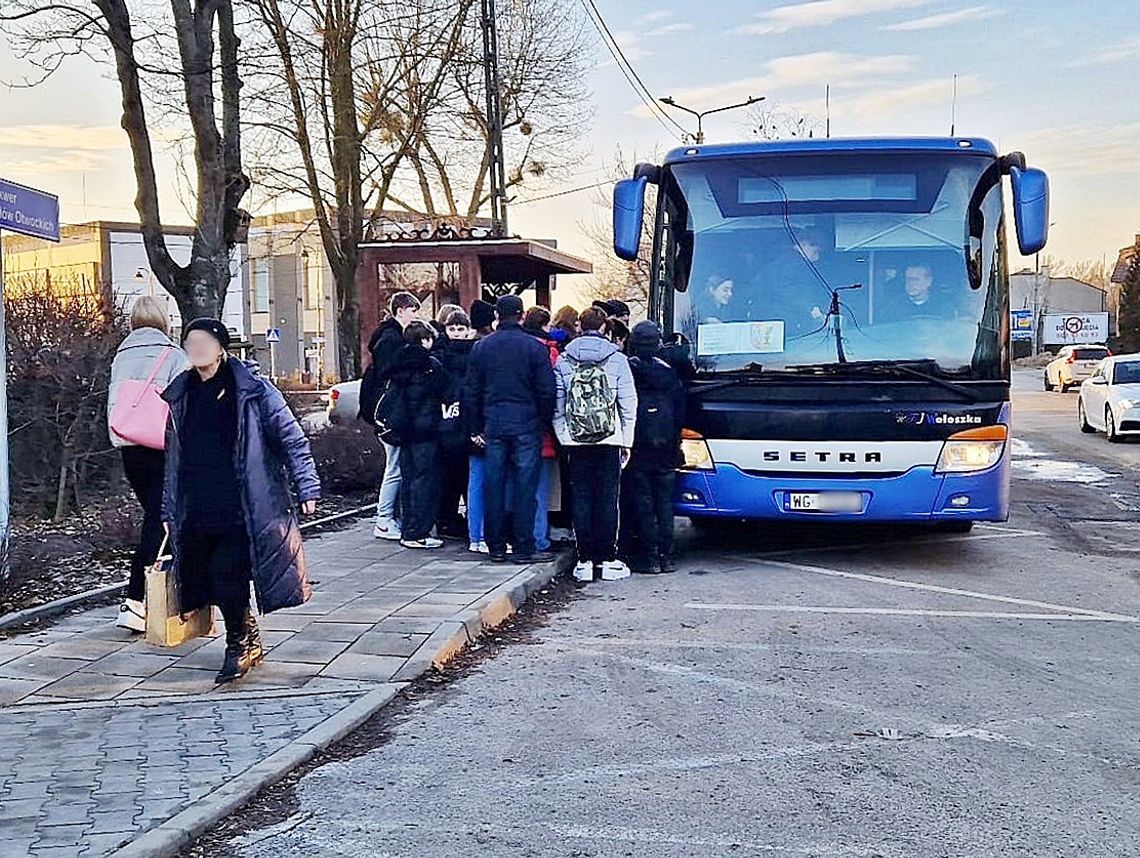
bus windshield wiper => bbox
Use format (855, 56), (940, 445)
(783, 359), (985, 402)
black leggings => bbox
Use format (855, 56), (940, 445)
(178, 526), (252, 625)
(122, 446), (166, 601)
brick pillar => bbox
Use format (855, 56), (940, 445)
(356, 251), (380, 363)
(458, 253), (482, 309)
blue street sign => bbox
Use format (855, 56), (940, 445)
(0, 178), (60, 242)
(1010, 309), (1033, 342)
(266, 328), (282, 343)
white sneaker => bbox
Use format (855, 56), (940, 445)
(468, 541), (490, 554)
(600, 560), (631, 581)
(401, 537), (443, 549)
(115, 598), (146, 632)
(373, 518), (402, 540)
(572, 562), (594, 583)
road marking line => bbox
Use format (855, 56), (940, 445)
(758, 559), (1136, 620)
(682, 604), (1139, 622)
(747, 524), (1043, 560)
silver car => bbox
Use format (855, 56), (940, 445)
(325, 379), (362, 425)
(1044, 344), (1110, 392)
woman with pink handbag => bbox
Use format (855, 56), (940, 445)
(108, 296), (188, 631)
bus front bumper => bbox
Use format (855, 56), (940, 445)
(674, 463), (1009, 523)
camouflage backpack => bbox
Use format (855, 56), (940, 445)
(565, 355), (616, 443)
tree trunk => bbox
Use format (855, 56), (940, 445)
(53, 446), (70, 523)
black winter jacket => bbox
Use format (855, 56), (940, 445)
(379, 344), (449, 443)
(359, 319), (405, 423)
(462, 321), (555, 438)
(629, 353), (686, 469)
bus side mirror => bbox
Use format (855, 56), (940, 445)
(1010, 166), (1049, 255)
(613, 177), (648, 261)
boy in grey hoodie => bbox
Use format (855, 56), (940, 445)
(553, 307), (637, 583)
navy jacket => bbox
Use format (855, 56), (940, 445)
(462, 321), (556, 438)
(162, 359), (321, 615)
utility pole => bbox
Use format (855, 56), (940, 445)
(481, 0), (509, 236)
(659, 95), (765, 145)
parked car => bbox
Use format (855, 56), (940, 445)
(325, 379), (362, 425)
(1077, 355), (1140, 442)
(1044, 344), (1111, 392)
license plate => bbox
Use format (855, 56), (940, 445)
(788, 492), (862, 513)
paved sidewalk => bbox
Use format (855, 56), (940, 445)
(0, 522), (564, 857)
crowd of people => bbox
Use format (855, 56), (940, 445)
(359, 292), (686, 583)
(105, 289), (685, 686)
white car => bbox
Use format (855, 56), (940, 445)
(1044, 344), (1110, 392)
(1077, 355), (1140, 442)
(325, 379), (362, 425)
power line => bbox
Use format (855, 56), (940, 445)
(577, 0), (686, 141)
(513, 179), (615, 206)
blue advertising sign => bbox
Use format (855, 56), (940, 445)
(0, 178), (60, 242)
(1010, 309), (1033, 342)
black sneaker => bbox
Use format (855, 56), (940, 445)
(510, 550), (555, 565)
(659, 556), (678, 574)
(489, 551), (508, 563)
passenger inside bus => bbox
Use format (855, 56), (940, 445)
(695, 274), (737, 323)
(877, 261), (961, 322)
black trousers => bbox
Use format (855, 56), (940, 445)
(178, 526), (252, 628)
(122, 446), (166, 601)
(436, 440), (469, 535)
(399, 440), (441, 541)
(568, 446), (622, 564)
(622, 464), (676, 567)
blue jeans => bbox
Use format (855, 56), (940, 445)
(467, 455), (485, 544)
(534, 459), (553, 551)
(376, 440), (401, 523)
(483, 433), (542, 556)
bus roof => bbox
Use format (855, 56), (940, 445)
(663, 137), (998, 165)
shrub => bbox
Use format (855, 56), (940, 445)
(307, 421), (383, 495)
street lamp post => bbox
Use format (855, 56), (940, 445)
(659, 95), (765, 145)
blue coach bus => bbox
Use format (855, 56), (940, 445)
(612, 138), (1050, 530)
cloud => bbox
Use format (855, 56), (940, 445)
(1066, 36), (1140, 69)
(1, 151), (110, 175)
(0, 124), (124, 150)
(846, 75), (987, 121)
(1009, 123), (1140, 177)
(883, 5), (999, 31)
(653, 52), (917, 111)
(611, 12), (692, 63)
(736, 0), (932, 36)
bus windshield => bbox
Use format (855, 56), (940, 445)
(655, 152), (1008, 378)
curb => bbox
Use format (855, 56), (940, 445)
(108, 551), (571, 858)
(0, 580), (128, 632)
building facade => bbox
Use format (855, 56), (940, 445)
(1, 221), (247, 338)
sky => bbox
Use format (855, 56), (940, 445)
(2, 0), (1138, 287)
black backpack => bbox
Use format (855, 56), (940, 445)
(630, 357), (678, 450)
(358, 362), (382, 427)
(373, 378), (411, 446)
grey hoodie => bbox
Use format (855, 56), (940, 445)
(108, 327), (189, 448)
(553, 332), (637, 448)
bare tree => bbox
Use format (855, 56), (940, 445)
(747, 103), (823, 140)
(1, 1), (251, 324)
(244, 0), (590, 377)
(1037, 255), (1110, 291)
(582, 151), (657, 313)
(243, 0), (473, 379)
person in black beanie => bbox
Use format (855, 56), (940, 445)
(620, 321), (684, 574)
(470, 299), (495, 338)
(161, 318), (320, 684)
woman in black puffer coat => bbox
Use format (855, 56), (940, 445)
(379, 321), (449, 549)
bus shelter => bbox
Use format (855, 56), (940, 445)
(355, 230), (592, 349)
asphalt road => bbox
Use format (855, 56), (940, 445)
(206, 370), (1140, 858)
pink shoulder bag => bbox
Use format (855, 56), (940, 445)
(110, 347), (174, 450)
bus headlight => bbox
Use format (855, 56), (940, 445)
(680, 429), (714, 470)
(935, 425), (1007, 474)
